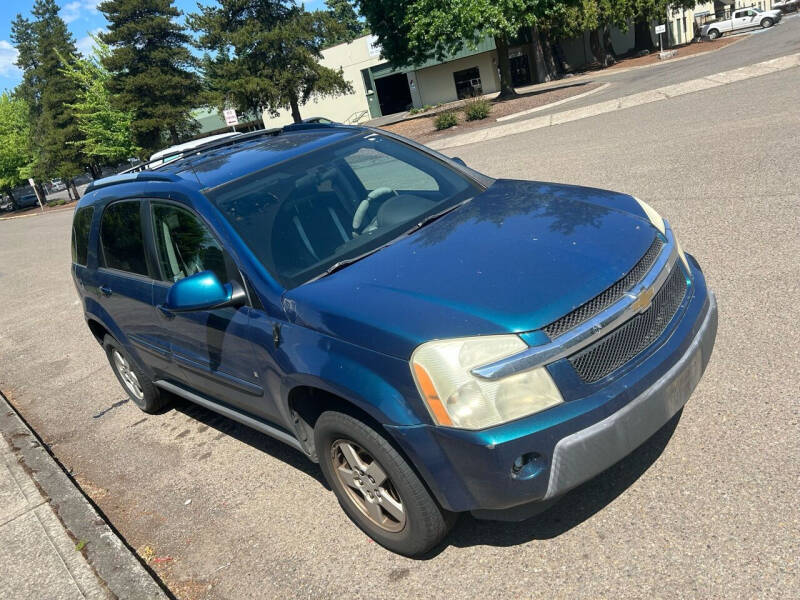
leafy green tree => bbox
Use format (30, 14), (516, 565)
(325, 0), (367, 46)
(58, 38), (140, 168)
(11, 1), (86, 198)
(358, 0), (567, 98)
(99, 0), (201, 153)
(0, 93), (34, 208)
(189, 1), (353, 123)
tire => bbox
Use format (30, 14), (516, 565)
(708, 29), (720, 40)
(103, 335), (167, 414)
(314, 411), (456, 556)
(761, 18), (774, 28)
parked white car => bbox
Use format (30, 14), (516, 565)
(701, 7), (782, 39)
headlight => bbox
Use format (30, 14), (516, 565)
(411, 335), (563, 429)
(634, 197), (690, 272)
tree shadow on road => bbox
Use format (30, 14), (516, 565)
(426, 409), (684, 557)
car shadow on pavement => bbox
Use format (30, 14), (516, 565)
(169, 396), (329, 487)
(430, 409), (684, 557)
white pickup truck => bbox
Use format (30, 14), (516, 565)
(701, 7), (782, 39)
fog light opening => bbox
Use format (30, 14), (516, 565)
(511, 452), (545, 480)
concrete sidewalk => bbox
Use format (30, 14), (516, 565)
(0, 392), (168, 599)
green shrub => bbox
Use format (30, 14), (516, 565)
(46, 199), (66, 207)
(434, 111), (458, 130)
(464, 98), (491, 121)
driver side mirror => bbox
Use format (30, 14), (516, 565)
(162, 271), (246, 313)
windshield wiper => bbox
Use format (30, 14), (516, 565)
(309, 248), (382, 282)
(403, 198), (471, 237)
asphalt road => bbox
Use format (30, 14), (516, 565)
(1, 30), (799, 600)
(502, 14), (800, 124)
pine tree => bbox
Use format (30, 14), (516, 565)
(99, 0), (201, 153)
(325, 0), (367, 46)
(10, 1), (86, 198)
(189, 1), (353, 123)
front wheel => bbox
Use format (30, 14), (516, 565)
(103, 335), (167, 413)
(708, 29), (721, 40)
(761, 18), (774, 28)
(314, 411), (455, 556)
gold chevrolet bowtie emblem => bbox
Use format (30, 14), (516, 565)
(631, 286), (655, 312)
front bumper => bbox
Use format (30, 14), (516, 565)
(387, 259), (717, 514)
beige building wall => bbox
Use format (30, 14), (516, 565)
(262, 36), (383, 129)
(414, 51), (501, 107)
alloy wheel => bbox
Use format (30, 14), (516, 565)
(330, 439), (406, 532)
(112, 349), (144, 401)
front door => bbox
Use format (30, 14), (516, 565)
(148, 201), (272, 420)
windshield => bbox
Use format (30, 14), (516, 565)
(205, 132), (482, 288)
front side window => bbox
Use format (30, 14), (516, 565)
(151, 203), (229, 284)
(100, 201), (148, 276)
(71, 206), (94, 266)
(206, 132), (481, 288)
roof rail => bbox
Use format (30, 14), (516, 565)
(84, 171), (186, 193)
(121, 127), (283, 174)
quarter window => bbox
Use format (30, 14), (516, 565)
(71, 206), (94, 266)
(100, 201), (148, 276)
(151, 203), (229, 284)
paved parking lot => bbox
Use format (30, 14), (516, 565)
(1, 42), (798, 600)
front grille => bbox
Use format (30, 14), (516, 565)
(544, 235), (664, 339)
(568, 264), (688, 383)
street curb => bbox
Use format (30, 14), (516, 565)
(428, 51), (800, 150)
(0, 390), (172, 600)
(497, 83), (611, 122)
(0, 204), (77, 222)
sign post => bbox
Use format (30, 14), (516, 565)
(655, 24), (666, 54)
(223, 108), (239, 132)
(28, 178), (44, 212)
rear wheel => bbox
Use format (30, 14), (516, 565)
(708, 29), (721, 39)
(761, 18), (774, 28)
(314, 411), (455, 556)
(103, 335), (167, 413)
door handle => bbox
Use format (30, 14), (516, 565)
(99, 285), (112, 297)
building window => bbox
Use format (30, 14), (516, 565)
(453, 67), (482, 99)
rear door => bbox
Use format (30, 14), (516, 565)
(93, 200), (167, 373)
(147, 200), (273, 420)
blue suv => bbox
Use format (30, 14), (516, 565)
(71, 124), (717, 556)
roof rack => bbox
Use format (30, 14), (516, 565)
(84, 171), (186, 194)
(121, 127), (283, 174)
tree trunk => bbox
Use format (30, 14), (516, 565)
(530, 25), (551, 84)
(168, 126), (179, 145)
(589, 27), (613, 68)
(33, 182), (47, 207)
(493, 34), (516, 99)
(634, 17), (656, 52)
(69, 179), (80, 201)
(553, 40), (573, 74)
(289, 95), (302, 123)
(602, 27), (617, 64)
(539, 29), (562, 79)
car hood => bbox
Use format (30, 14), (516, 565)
(284, 179), (657, 359)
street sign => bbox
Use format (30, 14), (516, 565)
(655, 24), (666, 34)
(223, 108), (239, 126)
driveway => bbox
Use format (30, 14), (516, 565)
(1, 37), (798, 600)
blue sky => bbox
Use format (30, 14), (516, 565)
(0, 0), (326, 93)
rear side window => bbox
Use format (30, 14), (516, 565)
(100, 201), (148, 276)
(71, 206), (94, 266)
